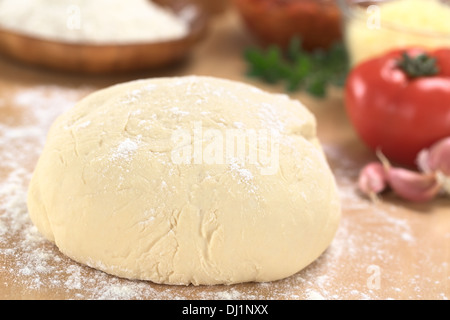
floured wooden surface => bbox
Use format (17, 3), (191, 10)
(0, 10), (449, 300)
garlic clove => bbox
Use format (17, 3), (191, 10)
(416, 137), (450, 195)
(436, 171), (450, 195)
(423, 137), (450, 176)
(416, 148), (431, 173)
(377, 148), (442, 202)
(358, 162), (388, 201)
(386, 168), (441, 202)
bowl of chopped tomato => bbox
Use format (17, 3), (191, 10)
(233, 0), (342, 50)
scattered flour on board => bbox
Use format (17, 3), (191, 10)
(0, 86), (448, 300)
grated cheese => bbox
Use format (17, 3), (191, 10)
(345, 0), (450, 65)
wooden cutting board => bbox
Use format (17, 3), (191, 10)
(0, 8), (448, 300)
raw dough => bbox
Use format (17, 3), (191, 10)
(27, 76), (341, 285)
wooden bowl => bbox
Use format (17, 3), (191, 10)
(0, 0), (208, 74)
(233, 0), (342, 51)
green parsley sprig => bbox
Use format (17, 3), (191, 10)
(244, 37), (349, 98)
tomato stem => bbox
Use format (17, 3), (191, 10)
(397, 52), (439, 78)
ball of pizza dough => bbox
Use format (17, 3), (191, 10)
(27, 76), (340, 285)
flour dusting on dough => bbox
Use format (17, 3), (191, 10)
(0, 85), (448, 299)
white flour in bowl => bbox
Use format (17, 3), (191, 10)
(0, 0), (189, 43)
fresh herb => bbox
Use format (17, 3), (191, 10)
(244, 37), (349, 98)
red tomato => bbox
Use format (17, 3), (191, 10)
(345, 48), (450, 167)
